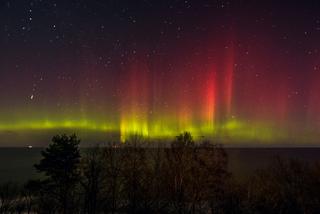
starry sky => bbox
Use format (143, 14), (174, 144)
(1, 0), (320, 146)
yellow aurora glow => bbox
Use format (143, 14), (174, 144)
(0, 118), (295, 143)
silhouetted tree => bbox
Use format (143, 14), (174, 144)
(171, 132), (194, 148)
(246, 157), (320, 214)
(81, 146), (104, 214)
(197, 141), (230, 213)
(164, 132), (196, 213)
(0, 182), (20, 214)
(34, 134), (81, 214)
(120, 134), (149, 213)
(101, 143), (125, 213)
(164, 133), (232, 213)
(143, 143), (169, 213)
(22, 180), (41, 214)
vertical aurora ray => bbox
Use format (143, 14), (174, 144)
(119, 55), (150, 141)
(177, 76), (193, 133)
(307, 61), (320, 129)
(223, 43), (235, 119)
(202, 65), (217, 133)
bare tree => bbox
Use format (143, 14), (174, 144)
(247, 157), (318, 214)
(101, 143), (125, 213)
(0, 182), (20, 214)
(120, 134), (149, 213)
(164, 132), (196, 213)
(81, 146), (105, 214)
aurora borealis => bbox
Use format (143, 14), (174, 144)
(1, 0), (320, 146)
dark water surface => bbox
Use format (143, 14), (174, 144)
(0, 148), (42, 183)
(1, 148), (320, 183)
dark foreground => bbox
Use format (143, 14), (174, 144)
(0, 134), (320, 213)
(0, 147), (319, 183)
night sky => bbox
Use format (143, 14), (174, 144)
(1, 0), (320, 146)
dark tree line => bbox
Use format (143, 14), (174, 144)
(0, 133), (320, 213)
